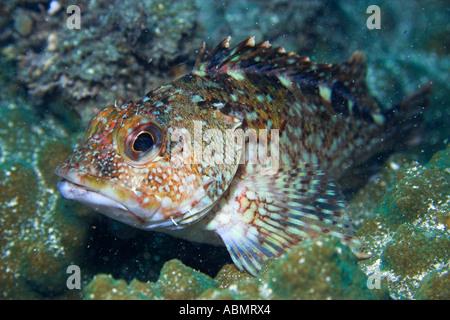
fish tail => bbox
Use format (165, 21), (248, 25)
(382, 82), (432, 146)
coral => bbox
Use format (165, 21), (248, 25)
(200, 236), (390, 300)
(381, 224), (449, 280)
(83, 237), (389, 300)
(214, 264), (253, 290)
(347, 153), (415, 226)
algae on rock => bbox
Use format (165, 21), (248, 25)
(357, 146), (450, 299)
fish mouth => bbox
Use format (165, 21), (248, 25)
(56, 178), (146, 226)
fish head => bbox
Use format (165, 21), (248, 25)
(55, 91), (243, 231)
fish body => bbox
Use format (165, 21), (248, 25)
(56, 37), (431, 275)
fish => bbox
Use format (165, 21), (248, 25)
(55, 36), (431, 275)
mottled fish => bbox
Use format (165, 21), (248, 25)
(56, 37), (431, 275)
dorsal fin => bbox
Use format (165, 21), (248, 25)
(193, 36), (322, 78)
(193, 37), (385, 125)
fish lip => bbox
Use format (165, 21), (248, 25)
(55, 165), (163, 226)
(56, 178), (145, 224)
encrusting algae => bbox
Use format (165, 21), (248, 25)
(357, 145), (450, 299)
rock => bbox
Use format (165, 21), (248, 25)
(152, 259), (216, 299)
(0, 101), (93, 298)
(83, 259), (216, 300)
(414, 266), (450, 300)
(261, 237), (389, 300)
(214, 264), (253, 290)
(202, 236), (390, 300)
(358, 145), (450, 299)
(84, 274), (155, 300)
(13, 9), (33, 37)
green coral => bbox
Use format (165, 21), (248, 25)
(414, 266), (450, 300)
(200, 236), (389, 300)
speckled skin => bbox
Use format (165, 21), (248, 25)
(55, 37), (430, 275)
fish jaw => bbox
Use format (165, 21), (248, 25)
(54, 163), (166, 229)
(54, 159), (217, 231)
(56, 179), (144, 227)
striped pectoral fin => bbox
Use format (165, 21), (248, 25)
(207, 164), (365, 276)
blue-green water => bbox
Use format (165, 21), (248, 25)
(0, 0), (448, 300)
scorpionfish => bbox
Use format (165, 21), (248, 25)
(56, 37), (431, 275)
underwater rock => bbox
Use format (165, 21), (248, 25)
(414, 265), (450, 300)
(13, 9), (33, 37)
(214, 264), (253, 290)
(6, 0), (200, 125)
(358, 145), (450, 299)
(0, 100), (94, 298)
(200, 236), (389, 300)
(84, 259), (216, 300)
(84, 236), (388, 300)
(152, 259), (216, 300)
(259, 236), (389, 300)
(83, 274), (155, 300)
(347, 153), (415, 227)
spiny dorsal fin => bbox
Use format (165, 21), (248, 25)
(193, 37), (385, 125)
(193, 36), (321, 78)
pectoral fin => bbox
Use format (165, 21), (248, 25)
(207, 164), (365, 275)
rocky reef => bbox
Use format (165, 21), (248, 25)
(0, 97), (94, 299)
(2, 0), (200, 125)
(0, 0), (448, 300)
(83, 236), (390, 300)
(80, 147), (450, 300)
(356, 146), (450, 299)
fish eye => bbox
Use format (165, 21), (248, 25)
(118, 117), (165, 165)
(133, 131), (155, 152)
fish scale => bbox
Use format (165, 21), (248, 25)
(56, 37), (431, 275)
